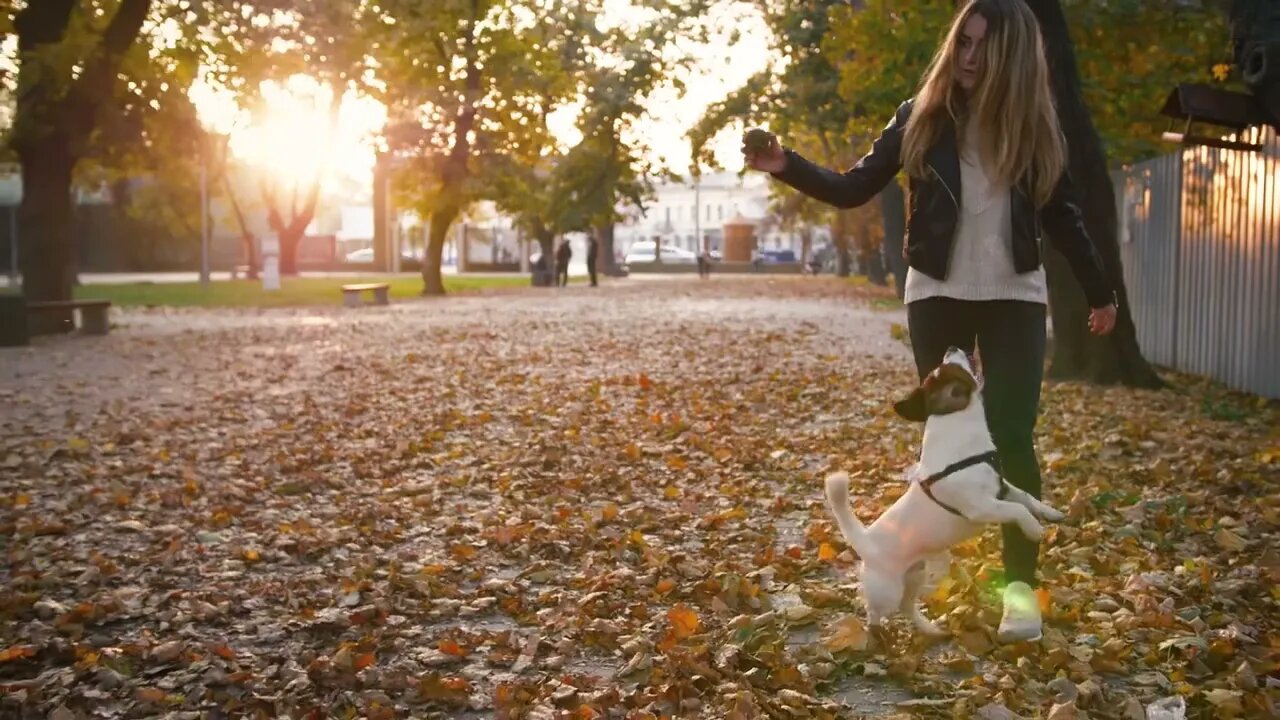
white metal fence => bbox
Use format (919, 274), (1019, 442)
(1115, 125), (1279, 399)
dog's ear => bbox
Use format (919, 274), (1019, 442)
(893, 386), (929, 422)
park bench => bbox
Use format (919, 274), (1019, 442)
(27, 299), (112, 335)
(341, 282), (390, 307)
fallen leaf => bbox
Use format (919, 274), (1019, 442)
(818, 542), (837, 561)
(135, 687), (166, 704)
(668, 603), (700, 638)
(822, 614), (869, 652)
(1214, 527), (1246, 551)
(0, 645), (36, 663)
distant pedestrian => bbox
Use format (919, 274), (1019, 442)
(555, 239), (572, 287)
(587, 234), (599, 287)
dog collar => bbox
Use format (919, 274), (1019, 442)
(918, 450), (1005, 517)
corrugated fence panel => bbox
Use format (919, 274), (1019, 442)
(1120, 126), (1279, 399)
(1117, 154), (1182, 367)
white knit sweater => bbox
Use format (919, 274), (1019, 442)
(904, 124), (1047, 305)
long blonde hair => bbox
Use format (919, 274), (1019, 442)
(901, 0), (1065, 207)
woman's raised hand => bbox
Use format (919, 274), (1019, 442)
(742, 128), (786, 174)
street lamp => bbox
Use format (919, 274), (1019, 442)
(197, 120), (236, 288)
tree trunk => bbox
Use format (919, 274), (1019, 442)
(262, 174), (323, 278)
(860, 225), (887, 285)
(832, 210), (853, 277)
(224, 175), (258, 279)
(277, 227), (304, 276)
(1025, 0), (1163, 388)
(597, 224), (624, 276)
(800, 226), (813, 269)
(12, 0), (151, 317)
(879, 180), (908, 299)
(17, 139), (76, 333)
(422, 3), (480, 297)
(536, 230), (554, 266)
(423, 205), (459, 296)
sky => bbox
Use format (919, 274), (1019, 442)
(190, 1), (778, 199)
(593, 0), (777, 172)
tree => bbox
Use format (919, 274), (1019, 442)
(826, 0), (954, 292)
(374, 0), (707, 295)
(370, 0), (508, 296)
(562, 20), (701, 276)
(10, 0), (153, 323)
(690, 0), (910, 279)
(1026, 0), (1163, 387)
(474, 1), (595, 267)
(1061, 0), (1227, 166)
(201, 0), (369, 275)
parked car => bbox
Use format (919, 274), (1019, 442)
(752, 248), (799, 264)
(624, 240), (697, 265)
(345, 247), (424, 264)
(345, 247), (375, 263)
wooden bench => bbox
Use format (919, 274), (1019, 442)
(341, 283), (390, 307)
(27, 299), (112, 335)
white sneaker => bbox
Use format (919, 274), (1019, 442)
(998, 581), (1043, 643)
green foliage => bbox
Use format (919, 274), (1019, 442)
(373, 0), (705, 249)
(1064, 0), (1229, 165)
(824, 0), (952, 143)
(551, 14), (700, 234)
(687, 0), (876, 233)
(826, 0), (1230, 168)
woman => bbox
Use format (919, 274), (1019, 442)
(745, 0), (1117, 642)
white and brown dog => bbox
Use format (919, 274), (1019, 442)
(825, 347), (1063, 638)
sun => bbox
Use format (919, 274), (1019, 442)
(191, 74), (387, 194)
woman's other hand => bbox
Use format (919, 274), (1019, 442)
(742, 128), (786, 174)
(1089, 303), (1117, 335)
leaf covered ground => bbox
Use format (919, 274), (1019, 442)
(1, 277), (1277, 719)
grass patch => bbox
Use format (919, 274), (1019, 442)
(75, 275), (532, 308)
(869, 296), (904, 311)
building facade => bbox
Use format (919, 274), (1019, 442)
(612, 171), (829, 256)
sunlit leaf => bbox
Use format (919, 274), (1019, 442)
(822, 615), (868, 652)
(668, 603), (700, 639)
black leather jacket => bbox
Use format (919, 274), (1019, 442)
(772, 99), (1114, 308)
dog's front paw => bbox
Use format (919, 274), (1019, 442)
(914, 617), (949, 638)
(1039, 505), (1066, 522)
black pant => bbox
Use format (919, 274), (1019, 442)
(587, 255), (598, 286)
(907, 298), (1047, 587)
(556, 263), (569, 287)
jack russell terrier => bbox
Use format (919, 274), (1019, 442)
(824, 347), (1064, 641)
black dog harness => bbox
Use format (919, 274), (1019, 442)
(918, 450), (1007, 518)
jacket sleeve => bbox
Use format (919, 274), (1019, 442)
(770, 101), (910, 210)
(1040, 169), (1115, 309)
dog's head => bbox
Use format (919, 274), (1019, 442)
(894, 347), (982, 423)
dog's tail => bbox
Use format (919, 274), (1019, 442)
(825, 472), (870, 559)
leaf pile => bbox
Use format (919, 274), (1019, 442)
(1, 277), (1276, 719)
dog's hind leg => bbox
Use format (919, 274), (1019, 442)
(966, 500), (1046, 541)
(859, 563), (905, 630)
(901, 561), (947, 637)
(1001, 482), (1065, 522)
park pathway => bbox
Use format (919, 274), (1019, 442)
(1, 277), (1274, 719)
